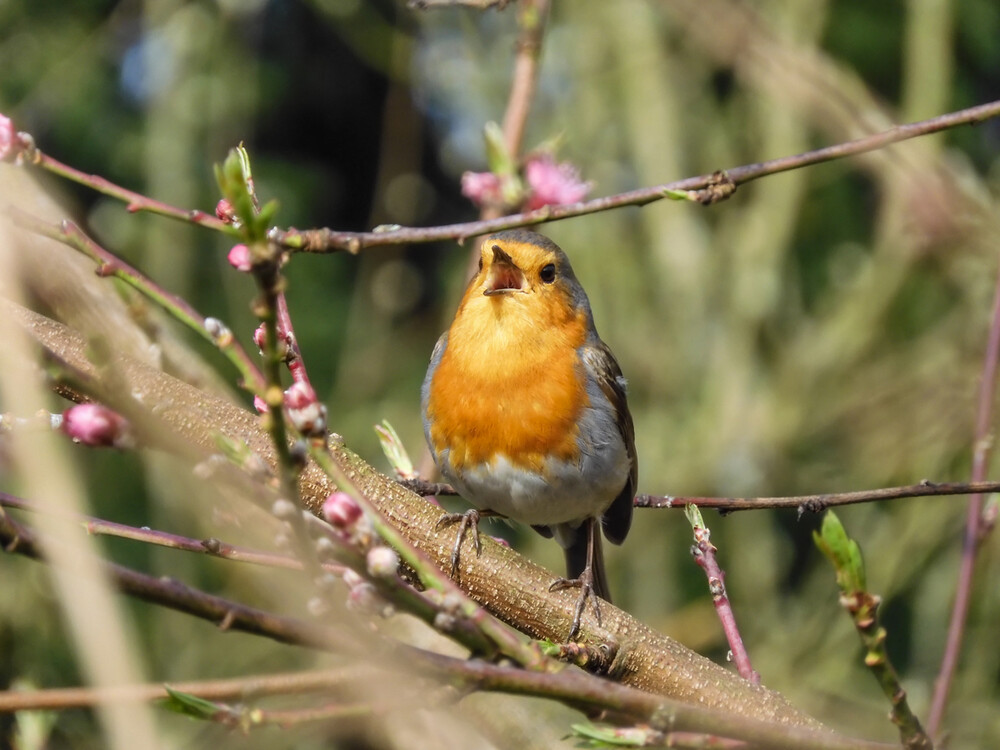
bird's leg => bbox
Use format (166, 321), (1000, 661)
(549, 518), (602, 640)
(434, 508), (502, 578)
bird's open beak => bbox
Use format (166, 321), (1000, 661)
(483, 245), (526, 296)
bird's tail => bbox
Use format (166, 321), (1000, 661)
(563, 519), (612, 604)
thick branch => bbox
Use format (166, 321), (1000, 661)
(1, 497), (890, 747)
(8, 302), (826, 730)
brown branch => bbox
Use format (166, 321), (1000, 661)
(409, 0), (512, 8)
(1, 499), (893, 747)
(0, 508), (345, 652)
(8, 302), (827, 730)
(0, 667), (378, 712)
(410, 652), (896, 750)
(27, 147), (232, 234)
(276, 99), (1000, 253)
(636, 479), (1000, 513)
(0, 491), (345, 575)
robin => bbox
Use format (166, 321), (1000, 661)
(422, 229), (636, 638)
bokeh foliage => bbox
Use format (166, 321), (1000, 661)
(1, 0), (999, 747)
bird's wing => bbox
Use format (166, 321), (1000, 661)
(582, 339), (636, 545)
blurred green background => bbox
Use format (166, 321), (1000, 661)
(1, 0), (1000, 747)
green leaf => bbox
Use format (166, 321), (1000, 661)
(160, 686), (223, 720)
(684, 503), (705, 531)
(375, 420), (416, 479)
(11, 679), (57, 750)
(661, 187), (696, 201)
(214, 146), (276, 242)
(254, 198), (281, 236)
(569, 723), (654, 747)
(484, 121), (516, 177)
(813, 511), (867, 593)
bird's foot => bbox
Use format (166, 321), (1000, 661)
(435, 508), (499, 578)
(550, 566), (601, 640)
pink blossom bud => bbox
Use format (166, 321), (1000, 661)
(61, 404), (129, 448)
(489, 535), (511, 548)
(215, 199), (236, 224)
(253, 395), (268, 414)
(253, 324), (267, 351)
(366, 546), (399, 578)
(460, 171), (503, 207)
(523, 155), (592, 210)
(285, 381), (326, 436)
(284, 380), (316, 410)
(323, 491), (362, 529)
(227, 243), (253, 272)
(0, 114), (15, 161)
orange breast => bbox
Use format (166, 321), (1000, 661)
(427, 290), (589, 474)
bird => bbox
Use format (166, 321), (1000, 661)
(421, 229), (637, 639)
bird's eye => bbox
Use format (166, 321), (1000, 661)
(540, 264), (556, 283)
(478, 257), (483, 272)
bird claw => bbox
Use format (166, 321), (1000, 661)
(435, 509), (483, 578)
(550, 570), (602, 640)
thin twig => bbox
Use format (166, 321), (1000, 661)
(0, 491), (343, 574)
(410, 476), (1000, 511)
(814, 513), (932, 750)
(276, 99), (1000, 253)
(0, 667), (378, 712)
(30, 147), (233, 234)
(636, 479), (1000, 512)
(276, 293), (313, 388)
(0, 508), (345, 651)
(410, 0), (512, 8)
(8, 210), (266, 392)
(926, 258), (1000, 736)
(685, 506), (759, 684)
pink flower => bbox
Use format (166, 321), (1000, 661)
(215, 199), (236, 224)
(61, 404), (129, 448)
(460, 171), (503, 207)
(523, 155), (591, 210)
(227, 243), (252, 272)
(253, 395), (268, 414)
(323, 491), (362, 529)
(0, 114), (15, 161)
